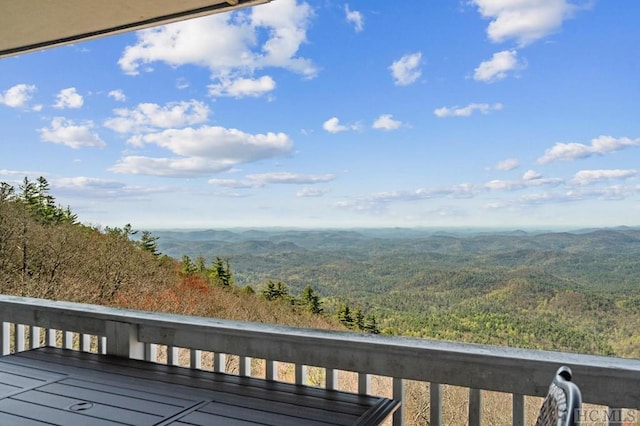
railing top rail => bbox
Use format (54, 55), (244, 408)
(1, 295), (639, 408)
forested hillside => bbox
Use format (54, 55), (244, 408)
(0, 178), (340, 330)
(155, 227), (640, 357)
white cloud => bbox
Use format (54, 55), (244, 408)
(297, 187), (329, 197)
(210, 172), (336, 189)
(372, 114), (402, 131)
(0, 84), (36, 108)
(108, 90), (126, 102)
(52, 176), (166, 199)
(176, 78), (190, 90)
(247, 171), (335, 185)
(470, 0), (579, 46)
(485, 179), (526, 191)
(537, 135), (640, 164)
(522, 170), (542, 180)
(118, 0), (317, 93)
(39, 117), (106, 149)
(208, 76), (276, 98)
(323, 117), (360, 134)
(489, 158), (519, 171)
(389, 52), (422, 86)
(434, 102), (503, 117)
(336, 184), (478, 213)
(54, 87), (84, 109)
(345, 5), (364, 32)
(474, 50), (524, 82)
(104, 100), (210, 134)
(572, 169), (638, 185)
(111, 126), (293, 177)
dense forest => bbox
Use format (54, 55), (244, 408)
(154, 227), (640, 358)
(2, 177), (640, 359)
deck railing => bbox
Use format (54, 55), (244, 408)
(1, 295), (639, 425)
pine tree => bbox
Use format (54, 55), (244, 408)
(301, 285), (323, 314)
(209, 256), (234, 286)
(139, 231), (160, 257)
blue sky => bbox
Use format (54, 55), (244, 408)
(1, 0), (639, 229)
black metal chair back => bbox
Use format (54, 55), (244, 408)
(536, 366), (582, 426)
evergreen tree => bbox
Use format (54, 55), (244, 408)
(209, 256), (234, 286)
(0, 182), (14, 202)
(354, 308), (365, 330)
(139, 231), (160, 257)
(363, 314), (380, 334)
(181, 255), (197, 275)
(301, 285), (323, 314)
(261, 280), (289, 301)
(337, 303), (354, 329)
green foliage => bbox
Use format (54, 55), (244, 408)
(301, 284), (323, 314)
(209, 257), (234, 286)
(181, 255), (197, 275)
(139, 231), (160, 257)
(261, 280), (290, 301)
(241, 285), (255, 295)
(155, 228), (640, 356)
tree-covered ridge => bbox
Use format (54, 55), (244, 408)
(0, 178), (342, 331)
(155, 227), (640, 357)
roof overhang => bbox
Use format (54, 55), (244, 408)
(0, 0), (271, 58)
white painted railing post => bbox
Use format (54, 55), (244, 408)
(295, 364), (308, 385)
(239, 356), (251, 376)
(105, 320), (144, 359)
(358, 372), (371, 395)
(214, 352), (227, 373)
(29, 326), (40, 349)
(14, 324), (25, 352)
(266, 359), (277, 380)
(1, 322), (9, 355)
(325, 368), (338, 390)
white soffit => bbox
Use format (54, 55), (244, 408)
(0, 0), (271, 58)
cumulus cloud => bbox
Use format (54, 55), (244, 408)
(372, 114), (402, 131)
(488, 158), (519, 171)
(39, 117), (106, 149)
(118, 0), (316, 94)
(537, 135), (640, 164)
(0, 84), (36, 108)
(208, 76), (276, 98)
(474, 50), (524, 82)
(522, 170), (542, 180)
(470, 0), (579, 46)
(345, 5), (364, 32)
(53, 87), (84, 109)
(434, 102), (503, 117)
(572, 169), (638, 185)
(111, 126), (293, 177)
(108, 90), (126, 102)
(389, 52), (422, 86)
(104, 100), (210, 134)
(323, 117), (360, 134)
(209, 172), (336, 189)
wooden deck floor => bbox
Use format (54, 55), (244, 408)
(0, 347), (398, 425)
